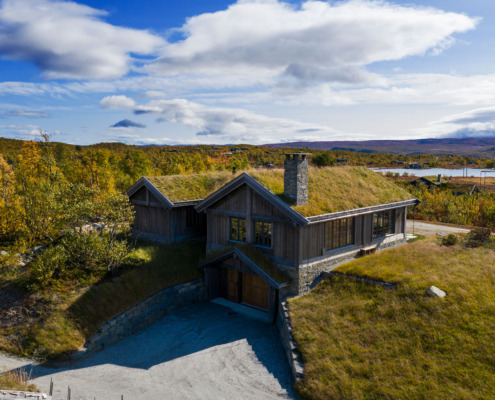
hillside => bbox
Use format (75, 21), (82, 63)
(265, 137), (495, 157)
(289, 235), (495, 400)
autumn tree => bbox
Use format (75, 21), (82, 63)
(0, 154), (23, 240)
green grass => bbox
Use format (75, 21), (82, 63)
(289, 236), (495, 400)
(0, 241), (205, 359)
(69, 241), (204, 336)
(147, 172), (236, 202)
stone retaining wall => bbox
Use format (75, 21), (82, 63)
(298, 233), (406, 293)
(75, 278), (205, 357)
(276, 301), (304, 382)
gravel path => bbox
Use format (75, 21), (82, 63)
(0, 302), (297, 400)
(406, 220), (470, 236)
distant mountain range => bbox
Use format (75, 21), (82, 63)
(265, 138), (495, 158)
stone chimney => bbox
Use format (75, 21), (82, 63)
(284, 153), (310, 206)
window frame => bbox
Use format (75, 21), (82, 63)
(372, 210), (395, 238)
(254, 220), (272, 248)
(230, 217), (247, 243)
(325, 217), (354, 250)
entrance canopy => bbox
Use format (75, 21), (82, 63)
(199, 245), (291, 290)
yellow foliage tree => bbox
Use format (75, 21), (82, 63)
(0, 154), (23, 239)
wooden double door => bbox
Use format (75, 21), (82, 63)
(227, 269), (269, 311)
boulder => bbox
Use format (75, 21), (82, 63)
(426, 285), (447, 298)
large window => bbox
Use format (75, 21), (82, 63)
(230, 217), (246, 242)
(326, 217), (354, 250)
(373, 210), (395, 238)
(254, 221), (272, 248)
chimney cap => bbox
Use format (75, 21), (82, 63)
(284, 152), (311, 160)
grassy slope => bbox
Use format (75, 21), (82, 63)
(289, 236), (495, 400)
(0, 242), (204, 359)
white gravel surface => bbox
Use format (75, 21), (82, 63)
(0, 302), (297, 400)
(406, 220), (470, 236)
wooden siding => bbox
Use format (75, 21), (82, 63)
(300, 209), (406, 261)
(130, 187), (205, 242)
(207, 184), (295, 263)
(301, 223), (325, 261)
(132, 204), (169, 236)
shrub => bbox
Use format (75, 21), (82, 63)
(29, 246), (67, 288)
(465, 228), (491, 248)
(312, 152), (335, 167)
(441, 234), (458, 246)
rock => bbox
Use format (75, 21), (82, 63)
(436, 232), (447, 237)
(0, 250), (7, 256)
(426, 285), (447, 298)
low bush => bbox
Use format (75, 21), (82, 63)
(464, 228), (491, 248)
(441, 233), (458, 246)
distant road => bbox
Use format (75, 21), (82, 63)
(406, 220), (470, 236)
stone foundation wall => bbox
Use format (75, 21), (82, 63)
(75, 278), (205, 357)
(276, 300), (304, 382)
(298, 234), (406, 294)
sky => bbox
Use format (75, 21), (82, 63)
(0, 0), (495, 145)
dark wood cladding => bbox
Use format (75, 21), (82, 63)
(130, 186), (205, 243)
(300, 206), (407, 261)
(207, 184), (295, 262)
(132, 203), (169, 236)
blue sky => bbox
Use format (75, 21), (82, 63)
(0, 0), (494, 145)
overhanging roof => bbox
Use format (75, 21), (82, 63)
(199, 246), (291, 289)
(126, 177), (174, 209)
(195, 172), (308, 226)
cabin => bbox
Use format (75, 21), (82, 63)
(411, 175), (442, 189)
(127, 174), (234, 243)
(128, 155), (419, 320)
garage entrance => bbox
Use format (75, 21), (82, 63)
(199, 246), (290, 323)
(227, 270), (269, 311)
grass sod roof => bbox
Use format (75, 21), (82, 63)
(146, 172), (236, 203)
(201, 243), (291, 285)
(147, 166), (416, 216)
(249, 166), (416, 217)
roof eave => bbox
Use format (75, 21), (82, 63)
(306, 198), (420, 224)
(126, 177), (174, 209)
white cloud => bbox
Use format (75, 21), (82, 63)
(416, 107), (495, 138)
(148, 0), (477, 85)
(3, 109), (50, 118)
(0, 0), (164, 80)
(100, 95), (136, 109)
(279, 73), (495, 107)
(0, 123), (41, 138)
(133, 98), (341, 143)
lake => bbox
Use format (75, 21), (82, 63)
(371, 167), (495, 178)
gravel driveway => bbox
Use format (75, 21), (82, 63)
(406, 220), (470, 236)
(0, 302), (297, 400)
